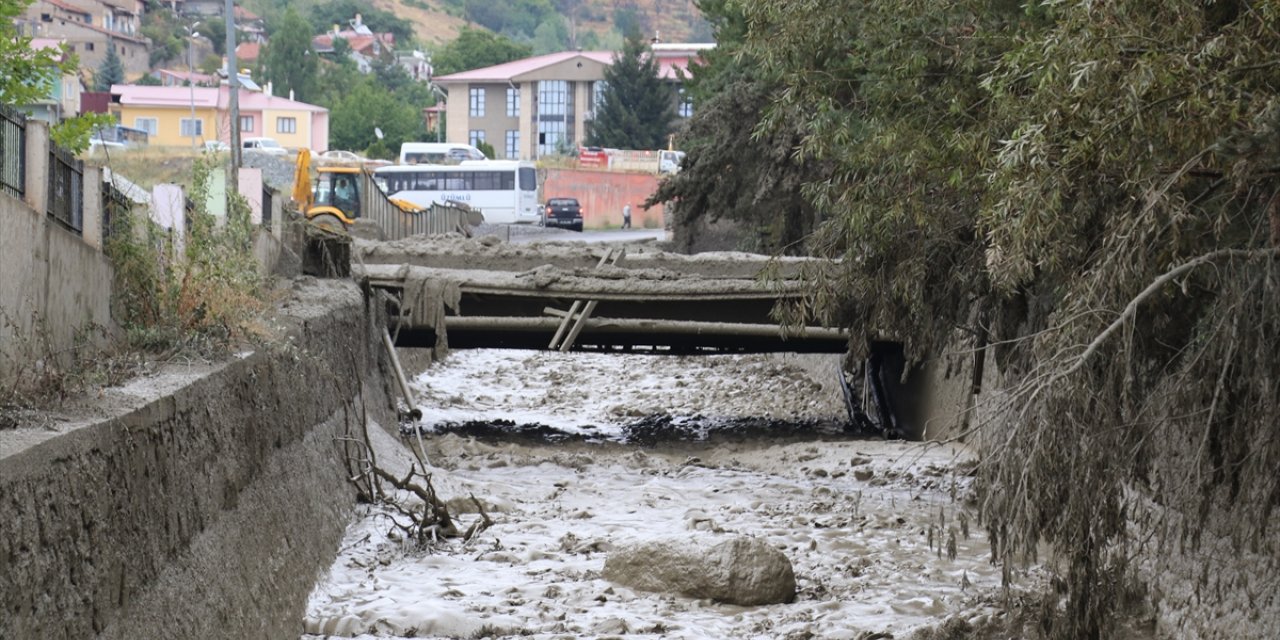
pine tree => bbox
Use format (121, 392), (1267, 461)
(585, 32), (675, 150)
(94, 42), (124, 91)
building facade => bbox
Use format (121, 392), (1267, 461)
(20, 0), (150, 76)
(111, 84), (329, 151)
(432, 44), (710, 160)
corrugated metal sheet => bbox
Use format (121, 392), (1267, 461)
(358, 171), (472, 239)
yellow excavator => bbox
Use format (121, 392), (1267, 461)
(292, 150), (477, 239)
(292, 150), (426, 233)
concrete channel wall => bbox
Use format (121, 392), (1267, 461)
(0, 282), (393, 639)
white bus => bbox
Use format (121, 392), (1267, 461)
(398, 142), (486, 165)
(374, 161), (540, 225)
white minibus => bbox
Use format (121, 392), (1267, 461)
(375, 160), (540, 224)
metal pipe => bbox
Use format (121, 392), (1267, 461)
(446, 315), (848, 340)
(382, 327), (421, 420)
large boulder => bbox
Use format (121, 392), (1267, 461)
(603, 535), (796, 605)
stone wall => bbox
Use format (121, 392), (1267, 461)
(0, 280), (393, 639)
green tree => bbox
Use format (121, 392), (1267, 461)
(1, 0), (107, 152)
(328, 78), (422, 156)
(646, 0), (817, 255)
(262, 7), (318, 102)
(585, 32), (675, 150)
(431, 28), (531, 76)
(531, 15), (570, 55)
(195, 18), (226, 55)
(93, 42), (125, 90)
(464, 0), (554, 39)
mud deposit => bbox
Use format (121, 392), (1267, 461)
(304, 350), (1042, 639)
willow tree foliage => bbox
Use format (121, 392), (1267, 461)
(709, 0), (1280, 636)
(646, 0), (822, 255)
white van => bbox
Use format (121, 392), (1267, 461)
(399, 142), (486, 165)
(242, 137), (288, 156)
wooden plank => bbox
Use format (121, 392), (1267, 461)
(558, 299), (599, 352)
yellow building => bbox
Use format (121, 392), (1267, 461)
(110, 85), (330, 151)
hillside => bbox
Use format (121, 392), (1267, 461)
(242, 0), (710, 48)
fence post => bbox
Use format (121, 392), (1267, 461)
(81, 166), (104, 250)
(23, 119), (49, 214)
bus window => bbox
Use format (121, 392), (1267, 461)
(501, 172), (515, 190)
(518, 167), (536, 191)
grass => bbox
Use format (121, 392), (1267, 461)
(86, 146), (206, 190)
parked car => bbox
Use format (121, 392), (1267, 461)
(544, 197), (583, 232)
(203, 140), (231, 152)
(318, 149), (366, 164)
(242, 137), (288, 156)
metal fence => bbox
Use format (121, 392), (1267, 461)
(0, 104), (25, 199)
(48, 144), (83, 233)
(101, 178), (133, 241)
(358, 171), (473, 239)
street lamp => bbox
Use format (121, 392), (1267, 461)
(184, 21), (201, 152)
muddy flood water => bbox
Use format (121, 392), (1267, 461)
(302, 349), (1036, 639)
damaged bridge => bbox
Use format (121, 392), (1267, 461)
(354, 237), (848, 354)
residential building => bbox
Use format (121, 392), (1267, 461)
(234, 41), (261, 67)
(20, 0), (150, 76)
(431, 44), (710, 160)
(233, 5), (265, 43)
(110, 84), (329, 151)
(21, 38), (83, 123)
(312, 16), (395, 75)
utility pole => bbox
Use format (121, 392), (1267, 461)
(225, 0), (239, 198)
(185, 22), (199, 152)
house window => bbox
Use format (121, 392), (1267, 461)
(240, 116), (253, 132)
(505, 130), (519, 160)
(469, 129), (486, 147)
(134, 117), (158, 135)
(469, 87), (485, 117)
(276, 117), (296, 134)
(180, 118), (203, 137)
(506, 87), (519, 117)
(678, 88), (694, 118)
(41, 12), (51, 21)
(85, 42), (95, 51)
(538, 80), (567, 116)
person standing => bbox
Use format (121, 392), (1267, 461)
(622, 203), (632, 229)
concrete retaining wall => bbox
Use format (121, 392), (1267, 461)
(0, 281), (390, 639)
(0, 191), (115, 391)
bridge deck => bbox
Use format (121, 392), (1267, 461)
(357, 251), (848, 354)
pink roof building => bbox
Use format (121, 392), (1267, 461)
(432, 45), (710, 160)
(110, 84), (329, 152)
